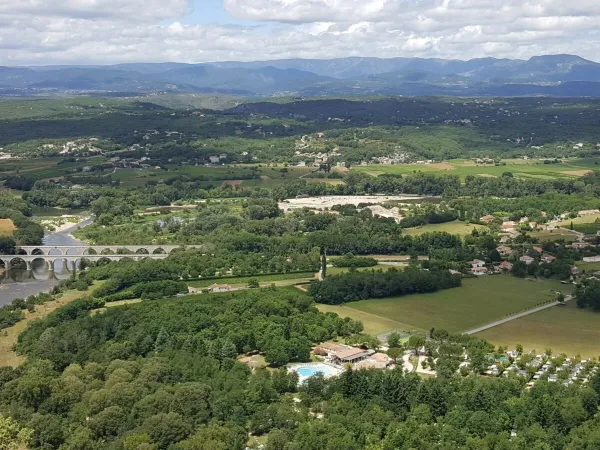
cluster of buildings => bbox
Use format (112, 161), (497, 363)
(500, 353), (598, 388)
(314, 342), (393, 370)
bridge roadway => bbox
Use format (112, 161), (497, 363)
(0, 244), (200, 280)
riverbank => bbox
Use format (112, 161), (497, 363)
(0, 283), (100, 367)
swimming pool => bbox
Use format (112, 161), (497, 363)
(290, 363), (342, 381)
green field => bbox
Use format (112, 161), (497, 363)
(529, 229), (578, 242)
(318, 276), (569, 334)
(402, 220), (489, 237)
(352, 158), (598, 181)
(558, 213), (600, 227)
(476, 302), (600, 357)
(187, 272), (316, 289)
(577, 261), (600, 272)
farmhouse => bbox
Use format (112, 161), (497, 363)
(208, 284), (232, 293)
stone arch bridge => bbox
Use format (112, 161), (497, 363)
(0, 245), (200, 280)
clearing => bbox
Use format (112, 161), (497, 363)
(320, 276), (569, 334)
(0, 218), (16, 235)
(529, 229), (578, 242)
(403, 220), (489, 237)
(476, 301), (600, 357)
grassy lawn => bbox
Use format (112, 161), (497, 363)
(0, 218), (16, 235)
(352, 158), (599, 181)
(316, 303), (421, 335)
(187, 272), (316, 289)
(476, 301), (600, 357)
(558, 214), (600, 227)
(403, 220), (489, 237)
(333, 276), (569, 334)
(578, 261), (600, 272)
(529, 229), (577, 242)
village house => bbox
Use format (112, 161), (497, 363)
(568, 242), (591, 249)
(541, 254), (556, 264)
(207, 284), (232, 293)
(469, 259), (486, 268)
(472, 266), (489, 276)
(499, 261), (513, 271)
(501, 221), (517, 231)
(208, 156), (220, 164)
(480, 215), (495, 224)
(496, 245), (514, 257)
(520, 256), (535, 265)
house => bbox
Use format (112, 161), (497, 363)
(314, 342), (348, 357)
(188, 286), (199, 294)
(208, 156), (220, 164)
(571, 266), (580, 276)
(499, 261), (513, 271)
(497, 245), (514, 257)
(569, 242), (590, 249)
(529, 222), (538, 229)
(480, 215), (495, 224)
(578, 209), (600, 217)
(356, 352), (392, 370)
(332, 348), (374, 365)
(541, 254), (556, 264)
(520, 256), (535, 265)
(208, 283), (232, 293)
(469, 259), (486, 268)
(501, 221), (517, 231)
(532, 246), (543, 254)
(472, 267), (489, 276)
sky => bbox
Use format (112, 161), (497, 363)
(2, 0), (600, 66)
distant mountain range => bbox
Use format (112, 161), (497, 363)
(4, 54), (600, 97)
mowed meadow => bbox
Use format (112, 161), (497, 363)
(352, 157), (599, 180)
(317, 276), (570, 335)
(476, 301), (600, 358)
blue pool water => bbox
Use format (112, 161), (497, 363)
(292, 363), (341, 380)
(297, 367), (320, 377)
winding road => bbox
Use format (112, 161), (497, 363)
(465, 295), (572, 335)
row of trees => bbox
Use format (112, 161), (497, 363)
(309, 267), (462, 305)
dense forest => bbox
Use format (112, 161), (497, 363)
(1, 289), (600, 449)
(308, 267), (462, 305)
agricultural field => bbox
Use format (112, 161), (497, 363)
(577, 261), (600, 272)
(352, 158), (599, 181)
(529, 229), (578, 242)
(0, 218), (15, 235)
(318, 276), (569, 334)
(476, 301), (600, 358)
(402, 220), (489, 237)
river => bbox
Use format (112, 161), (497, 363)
(0, 218), (92, 306)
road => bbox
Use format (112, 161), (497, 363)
(465, 295), (572, 335)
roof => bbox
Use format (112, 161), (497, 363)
(335, 348), (370, 360)
(317, 342), (347, 353)
(208, 284), (232, 289)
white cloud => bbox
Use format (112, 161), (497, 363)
(0, 0), (599, 65)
